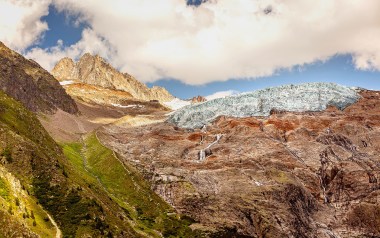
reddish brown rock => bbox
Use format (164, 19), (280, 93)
(97, 90), (380, 237)
(191, 95), (207, 104)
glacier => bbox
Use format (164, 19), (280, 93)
(167, 83), (361, 129)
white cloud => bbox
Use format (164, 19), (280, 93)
(25, 28), (115, 70)
(2, 0), (380, 85)
(0, 0), (50, 51)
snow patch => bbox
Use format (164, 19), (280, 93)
(205, 90), (239, 101)
(111, 103), (144, 108)
(164, 98), (191, 110)
(59, 80), (75, 86)
(165, 91), (239, 111)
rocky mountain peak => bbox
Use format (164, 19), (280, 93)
(191, 95), (207, 104)
(52, 57), (77, 80)
(52, 53), (174, 102)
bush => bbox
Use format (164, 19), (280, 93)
(1, 147), (12, 163)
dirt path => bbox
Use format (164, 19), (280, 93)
(46, 213), (62, 238)
(73, 117), (86, 134)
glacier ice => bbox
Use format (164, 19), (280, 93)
(167, 83), (360, 129)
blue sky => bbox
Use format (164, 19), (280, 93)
(26, 5), (86, 51)
(1, 1), (379, 99)
(148, 55), (380, 98)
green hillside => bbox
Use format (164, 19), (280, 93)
(0, 90), (199, 237)
(0, 90), (135, 237)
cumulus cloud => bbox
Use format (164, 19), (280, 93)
(2, 0), (380, 84)
(25, 28), (116, 70)
(0, 0), (50, 51)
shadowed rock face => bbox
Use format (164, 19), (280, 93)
(0, 42), (78, 114)
(52, 53), (174, 102)
(98, 90), (380, 237)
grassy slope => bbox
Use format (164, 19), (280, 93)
(0, 89), (199, 237)
(0, 90), (139, 237)
(0, 168), (56, 237)
(62, 133), (200, 237)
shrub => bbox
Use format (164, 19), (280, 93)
(1, 147), (12, 163)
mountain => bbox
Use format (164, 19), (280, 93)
(0, 42), (198, 237)
(0, 89), (198, 237)
(99, 85), (380, 237)
(0, 90), (125, 237)
(52, 54), (174, 102)
(0, 42), (78, 114)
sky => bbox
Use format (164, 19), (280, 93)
(0, 0), (379, 99)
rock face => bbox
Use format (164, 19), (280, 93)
(63, 83), (133, 106)
(52, 53), (174, 102)
(169, 83), (360, 128)
(191, 95), (207, 104)
(0, 42), (78, 114)
(98, 88), (380, 237)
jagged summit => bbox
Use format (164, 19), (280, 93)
(52, 53), (174, 102)
(0, 41), (78, 114)
(168, 82), (361, 128)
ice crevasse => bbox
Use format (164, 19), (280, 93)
(167, 82), (361, 129)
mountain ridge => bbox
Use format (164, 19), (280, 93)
(52, 53), (174, 102)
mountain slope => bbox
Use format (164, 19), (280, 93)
(0, 42), (78, 114)
(98, 86), (380, 237)
(0, 90), (141, 237)
(1, 86), (203, 237)
(52, 54), (174, 102)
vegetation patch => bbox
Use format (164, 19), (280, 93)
(0, 176), (10, 201)
(62, 133), (200, 237)
(0, 147), (12, 163)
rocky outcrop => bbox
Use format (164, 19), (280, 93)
(0, 42), (78, 114)
(191, 95), (207, 104)
(52, 53), (174, 102)
(98, 89), (380, 237)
